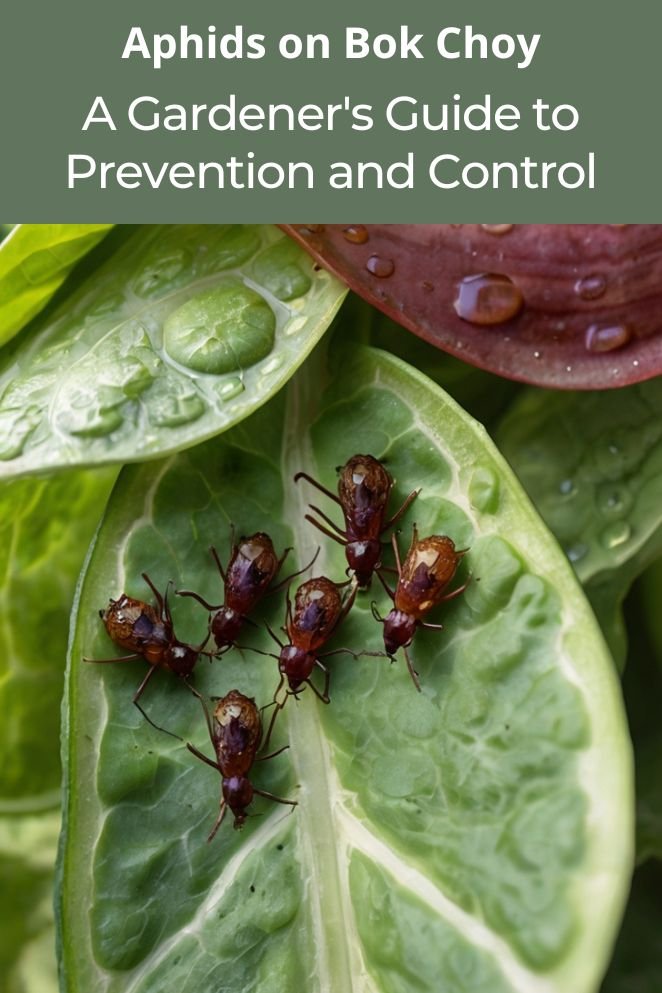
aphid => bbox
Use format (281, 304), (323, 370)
(84, 572), (211, 736)
(260, 575), (369, 744)
(374, 527), (469, 690)
(186, 690), (296, 839)
(177, 533), (291, 653)
(294, 454), (418, 586)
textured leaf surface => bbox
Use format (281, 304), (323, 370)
(0, 225), (345, 479)
(282, 224), (662, 389)
(58, 345), (632, 993)
(0, 224), (113, 346)
(495, 383), (662, 666)
(0, 468), (116, 810)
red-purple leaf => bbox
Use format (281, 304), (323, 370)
(281, 224), (662, 389)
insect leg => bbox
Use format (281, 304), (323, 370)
(376, 570), (396, 600)
(83, 653), (139, 663)
(384, 488), (420, 530)
(210, 545), (227, 583)
(439, 578), (472, 602)
(253, 788), (298, 808)
(308, 504), (347, 537)
(304, 514), (346, 547)
(269, 547), (320, 594)
(176, 589), (222, 611)
(142, 572), (165, 614)
(133, 667), (183, 740)
(310, 660), (331, 703)
(256, 744), (290, 762)
(294, 471), (341, 504)
(207, 800), (228, 843)
(186, 741), (222, 771)
(402, 646), (422, 692)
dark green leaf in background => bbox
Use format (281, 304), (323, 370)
(495, 384), (662, 666)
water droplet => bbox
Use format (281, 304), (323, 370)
(218, 378), (245, 401)
(366, 255), (395, 278)
(261, 356), (283, 375)
(164, 282), (275, 374)
(297, 225), (324, 235)
(285, 316), (307, 337)
(559, 479), (575, 496)
(533, 351), (542, 360)
(480, 224), (513, 235)
(454, 273), (523, 326)
(565, 365), (573, 373)
(597, 484), (631, 517)
(469, 466), (500, 514)
(601, 521), (631, 549)
(566, 543), (588, 563)
(585, 323), (632, 353)
(575, 274), (607, 300)
(632, 359), (640, 367)
(342, 225), (369, 244)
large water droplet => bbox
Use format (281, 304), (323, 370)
(469, 466), (500, 513)
(454, 273), (523, 326)
(342, 225), (369, 244)
(366, 255), (395, 278)
(164, 282), (275, 374)
(575, 273), (607, 300)
(480, 224), (513, 235)
(601, 521), (631, 549)
(586, 324), (632, 353)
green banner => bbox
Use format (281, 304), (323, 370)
(0, 0), (658, 220)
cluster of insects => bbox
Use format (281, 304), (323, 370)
(85, 454), (470, 838)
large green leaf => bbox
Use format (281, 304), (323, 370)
(0, 225), (346, 480)
(495, 384), (662, 666)
(0, 224), (113, 346)
(58, 344), (632, 993)
(0, 467), (116, 811)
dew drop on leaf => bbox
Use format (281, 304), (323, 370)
(164, 282), (276, 374)
(454, 273), (523, 326)
(469, 466), (500, 513)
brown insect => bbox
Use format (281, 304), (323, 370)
(259, 575), (376, 745)
(374, 527), (469, 691)
(84, 572), (211, 736)
(186, 690), (296, 839)
(294, 454), (418, 586)
(177, 533), (292, 654)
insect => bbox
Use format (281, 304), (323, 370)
(84, 572), (212, 736)
(259, 575), (369, 744)
(294, 454), (418, 587)
(374, 527), (469, 690)
(186, 690), (296, 839)
(177, 533), (292, 654)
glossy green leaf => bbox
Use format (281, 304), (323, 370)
(0, 224), (113, 346)
(58, 344), (632, 993)
(0, 467), (116, 811)
(0, 225), (346, 480)
(495, 383), (662, 665)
